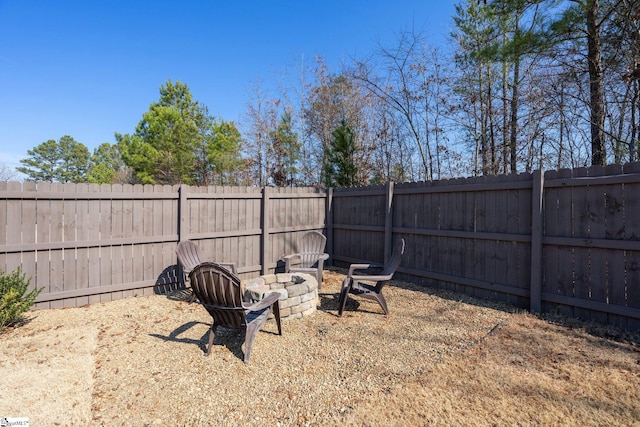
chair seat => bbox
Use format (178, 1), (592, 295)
(349, 281), (378, 295)
(338, 239), (405, 316)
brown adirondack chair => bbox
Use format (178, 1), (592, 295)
(338, 239), (405, 316)
(176, 240), (236, 301)
(284, 231), (329, 289)
(188, 262), (282, 363)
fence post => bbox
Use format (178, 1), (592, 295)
(326, 187), (334, 266)
(261, 186), (269, 275)
(384, 181), (395, 262)
(530, 169), (544, 313)
(178, 185), (188, 242)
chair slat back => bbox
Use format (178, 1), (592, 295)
(382, 239), (405, 277)
(176, 240), (203, 274)
(189, 262), (246, 328)
(298, 231), (326, 268)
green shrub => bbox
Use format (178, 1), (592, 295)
(0, 268), (42, 332)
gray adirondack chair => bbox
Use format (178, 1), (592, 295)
(189, 262), (282, 363)
(284, 231), (329, 289)
(176, 240), (237, 302)
(338, 239), (405, 316)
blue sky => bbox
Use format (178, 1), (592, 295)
(0, 0), (457, 170)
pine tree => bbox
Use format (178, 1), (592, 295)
(324, 121), (358, 187)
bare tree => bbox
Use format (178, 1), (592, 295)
(243, 80), (278, 186)
(353, 28), (456, 181)
(0, 161), (18, 181)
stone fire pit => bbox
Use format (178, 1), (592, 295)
(244, 273), (318, 320)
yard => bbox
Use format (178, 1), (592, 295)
(1, 268), (639, 426)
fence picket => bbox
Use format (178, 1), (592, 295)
(3, 166), (640, 329)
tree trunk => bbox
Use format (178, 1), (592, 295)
(586, 0), (607, 165)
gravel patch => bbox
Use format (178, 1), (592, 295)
(0, 269), (516, 426)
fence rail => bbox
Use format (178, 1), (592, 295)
(0, 182), (326, 309)
(328, 163), (640, 330)
(2, 162), (640, 330)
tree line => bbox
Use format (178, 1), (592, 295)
(9, 0), (640, 186)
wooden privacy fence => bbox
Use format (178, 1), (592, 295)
(330, 162), (640, 330)
(2, 162), (640, 329)
(0, 182), (326, 309)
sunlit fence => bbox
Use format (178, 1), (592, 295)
(2, 162), (640, 329)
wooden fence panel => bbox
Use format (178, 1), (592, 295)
(484, 177), (499, 300)
(439, 181), (454, 289)
(74, 184), (89, 307)
(604, 164), (627, 327)
(557, 168), (576, 317)
(463, 179), (477, 291)
(87, 184), (101, 304)
(332, 186), (386, 266)
(141, 185), (156, 295)
(451, 179), (468, 291)
(157, 185), (179, 292)
(34, 183), (51, 308)
(3, 166), (640, 329)
(162, 186), (177, 284)
(48, 183), (64, 308)
(20, 182), (37, 304)
(0, 182), (5, 273)
(5, 182), (22, 276)
(517, 173), (532, 302)
(98, 185), (113, 303)
(474, 177), (488, 299)
(236, 186), (260, 275)
(624, 163), (640, 330)
(121, 185), (134, 300)
(265, 187), (327, 272)
(504, 176), (521, 303)
(413, 190), (430, 279)
(110, 184), (125, 303)
(586, 165), (609, 324)
(543, 169), (569, 315)
(571, 167), (592, 321)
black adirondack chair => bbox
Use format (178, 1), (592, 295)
(188, 262), (282, 363)
(338, 239), (405, 316)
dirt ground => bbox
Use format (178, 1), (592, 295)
(1, 268), (639, 426)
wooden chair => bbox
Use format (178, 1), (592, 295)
(189, 262), (282, 363)
(176, 240), (236, 301)
(284, 231), (329, 289)
(338, 239), (405, 316)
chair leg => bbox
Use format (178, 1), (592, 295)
(273, 302), (282, 335)
(338, 278), (352, 316)
(188, 288), (197, 303)
(375, 293), (389, 315)
(244, 323), (260, 364)
(205, 324), (217, 356)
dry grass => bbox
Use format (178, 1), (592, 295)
(1, 268), (639, 426)
(347, 312), (640, 426)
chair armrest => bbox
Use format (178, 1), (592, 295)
(283, 253), (300, 271)
(348, 263), (383, 277)
(244, 291), (280, 312)
(304, 252), (329, 261)
(218, 262), (237, 275)
(351, 272), (394, 282)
